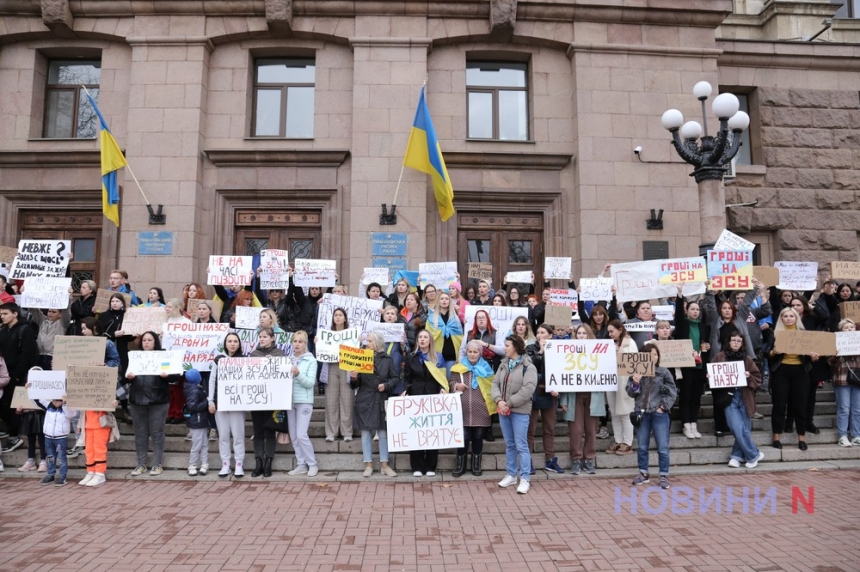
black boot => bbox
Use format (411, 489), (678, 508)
(452, 454), (467, 477)
(471, 454), (482, 476)
(263, 456), (273, 477)
(483, 429), (495, 442)
(252, 457), (264, 477)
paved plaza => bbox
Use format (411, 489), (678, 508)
(1, 468), (858, 571)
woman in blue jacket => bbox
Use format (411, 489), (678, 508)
(287, 330), (319, 477)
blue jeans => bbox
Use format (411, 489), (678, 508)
(725, 391), (760, 463)
(45, 436), (68, 478)
(499, 412), (531, 481)
(636, 411), (670, 476)
(834, 385), (860, 438)
(361, 429), (388, 463)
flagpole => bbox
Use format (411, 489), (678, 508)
(390, 79), (426, 209)
(81, 84), (152, 206)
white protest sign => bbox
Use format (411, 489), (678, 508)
(386, 393), (464, 452)
(122, 307), (168, 336)
(775, 261), (818, 291)
(207, 255), (254, 286)
(544, 339), (618, 393)
(9, 240), (71, 279)
(418, 262), (458, 289)
(714, 229), (755, 252)
(504, 271), (533, 283)
(315, 327), (361, 363)
(27, 370), (66, 400)
(579, 277), (613, 302)
(161, 322), (231, 371)
(234, 328), (294, 357)
(657, 257), (707, 285)
(126, 350), (185, 376)
(234, 306), (260, 330)
(462, 305), (529, 347)
(836, 331), (860, 356)
(625, 321), (657, 332)
(707, 361), (747, 389)
(317, 294), (383, 334)
(652, 305), (675, 321)
(361, 268), (390, 287)
(216, 356), (293, 411)
(366, 321), (406, 343)
(294, 259), (337, 287)
(259, 249), (290, 290)
(544, 257), (572, 280)
(549, 288), (578, 308)
(21, 277), (71, 309)
(611, 260), (705, 303)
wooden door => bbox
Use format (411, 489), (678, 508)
(19, 210), (102, 292)
(234, 210), (322, 261)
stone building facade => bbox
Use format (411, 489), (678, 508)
(0, 0), (858, 295)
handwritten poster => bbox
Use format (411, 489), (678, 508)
(9, 240), (71, 279)
(504, 271), (532, 283)
(386, 394), (464, 452)
(617, 352), (656, 377)
(545, 257), (572, 280)
(27, 370), (66, 400)
(317, 294), (383, 334)
(707, 250), (753, 290)
(714, 229), (755, 252)
(338, 345), (374, 372)
(126, 350), (186, 376)
(657, 257), (707, 286)
(259, 249), (290, 290)
(468, 262), (493, 282)
(234, 306), (260, 330)
(418, 262), (458, 290)
(315, 327), (361, 363)
(65, 366), (117, 411)
(366, 322), (406, 343)
(579, 277), (613, 302)
(215, 356), (293, 411)
(361, 268), (390, 287)
(544, 339), (619, 393)
(707, 361), (748, 389)
(208, 255), (254, 286)
(122, 307), (168, 336)
(549, 288), (578, 308)
(21, 277), (71, 309)
(293, 259), (337, 287)
(832, 261), (860, 282)
(161, 322), (231, 371)
(611, 260), (704, 303)
(53, 336), (106, 372)
(775, 261), (818, 291)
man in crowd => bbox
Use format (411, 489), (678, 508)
(0, 302), (40, 452)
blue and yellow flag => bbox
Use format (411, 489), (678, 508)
(403, 87), (455, 222)
(85, 93), (127, 227)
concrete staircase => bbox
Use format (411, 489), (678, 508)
(3, 385), (860, 478)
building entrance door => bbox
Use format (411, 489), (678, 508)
(234, 210), (322, 261)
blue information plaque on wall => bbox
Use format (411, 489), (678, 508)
(371, 233), (407, 257)
(138, 232), (174, 256)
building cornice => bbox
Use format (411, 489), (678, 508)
(445, 151), (572, 171)
(0, 150), (100, 168)
(717, 39), (860, 70)
(203, 148), (350, 167)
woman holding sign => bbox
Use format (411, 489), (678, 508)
(673, 293), (712, 440)
(525, 323), (561, 474)
(606, 320), (637, 455)
(250, 327), (287, 477)
(350, 331), (400, 477)
(829, 319), (860, 447)
(209, 332), (248, 478)
(323, 308), (355, 442)
(404, 329), (447, 477)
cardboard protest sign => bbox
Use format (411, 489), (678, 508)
(339, 345), (374, 372)
(53, 336), (106, 372)
(418, 261), (458, 289)
(215, 356), (293, 411)
(774, 330), (836, 356)
(841, 302), (860, 322)
(707, 250), (753, 290)
(386, 393), (464, 452)
(714, 229), (755, 252)
(549, 288), (578, 308)
(259, 249), (290, 290)
(27, 370), (66, 400)
(468, 262), (493, 282)
(234, 328), (294, 357)
(361, 267), (390, 287)
(11, 386), (40, 410)
(544, 339), (618, 392)
(617, 352), (656, 377)
(93, 289), (132, 313)
(611, 260), (704, 303)
(653, 339), (696, 368)
(366, 321), (406, 343)
(293, 259), (337, 287)
(775, 261), (818, 291)
(544, 304), (572, 328)
(624, 321), (657, 333)
(21, 277), (71, 309)
(832, 261), (860, 282)
(9, 239), (71, 279)
(658, 257), (707, 285)
(545, 257), (571, 280)
(753, 266), (780, 288)
(579, 277), (612, 302)
(65, 366), (117, 411)
(208, 255), (254, 286)
(315, 327), (361, 363)
(504, 271), (533, 283)
(0, 245), (17, 265)
(126, 350), (185, 376)
(707, 361), (747, 389)
(317, 294), (383, 334)
(161, 322), (231, 371)
(122, 307), (168, 336)
(234, 306), (260, 330)
(836, 331), (860, 356)
(461, 305), (528, 348)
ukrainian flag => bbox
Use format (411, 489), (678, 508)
(403, 87), (455, 222)
(85, 93), (127, 227)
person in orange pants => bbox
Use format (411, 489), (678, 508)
(79, 408), (114, 487)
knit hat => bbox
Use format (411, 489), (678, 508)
(449, 281), (462, 293)
(184, 369), (202, 385)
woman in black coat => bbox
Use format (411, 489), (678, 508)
(349, 331), (400, 477)
(68, 279), (97, 336)
(404, 329), (446, 477)
(673, 292), (712, 439)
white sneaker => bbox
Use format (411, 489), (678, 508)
(745, 451), (765, 469)
(219, 462), (231, 477)
(307, 465), (319, 477)
(691, 423), (702, 438)
(516, 479), (531, 494)
(852, 437), (860, 446)
(0, 459), (4, 472)
(78, 472), (95, 486)
(728, 458), (741, 468)
(199, 464), (209, 476)
(188, 465), (198, 476)
(37, 461), (48, 473)
(86, 473), (106, 487)
(18, 459), (37, 472)
(412, 471), (423, 477)
(234, 462), (244, 478)
(288, 465), (309, 476)
(838, 436), (851, 447)
(325, 436), (335, 443)
(498, 474), (518, 488)
(373, 432), (379, 441)
(426, 471), (436, 477)
(683, 423), (695, 439)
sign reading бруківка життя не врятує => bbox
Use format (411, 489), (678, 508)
(138, 232), (173, 256)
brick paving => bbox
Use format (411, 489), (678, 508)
(1, 470), (859, 572)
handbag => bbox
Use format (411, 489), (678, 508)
(0, 356), (9, 389)
(264, 410), (290, 433)
(846, 363), (860, 387)
(712, 388), (734, 410)
(99, 412), (117, 429)
(629, 380), (655, 427)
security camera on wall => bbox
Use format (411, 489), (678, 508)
(633, 146), (643, 155)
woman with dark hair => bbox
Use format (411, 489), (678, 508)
(465, 284), (477, 303)
(386, 278), (410, 311)
(400, 292), (425, 349)
(606, 319), (637, 454)
(526, 323), (562, 474)
(788, 294), (829, 434)
(491, 293), (508, 307)
(67, 279), (97, 336)
(323, 307), (354, 442)
(249, 327), (287, 477)
(144, 287), (165, 307)
(673, 291), (712, 439)
(576, 291), (618, 340)
(365, 282), (385, 302)
(208, 332), (247, 477)
(460, 309), (504, 372)
(405, 329), (446, 477)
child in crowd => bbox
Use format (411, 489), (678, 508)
(39, 395), (77, 487)
(183, 369), (210, 476)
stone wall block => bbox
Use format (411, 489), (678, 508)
(770, 108), (812, 128)
(834, 170), (860, 190)
(791, 128), (832, 149)
(789, 89), (831, 109)
(764, 167), (797, 187)
(778, 229), (819, 250)
(759, 127), (795, 148)
(835, 130), (860, 149)
(776, 188), (812, 209)
(820, 231), (857, 251)
(816, 189), (856, 210)
(766, 147), (815, 168)
(796, 169), (834, 189)
(814, 149), (853, 170)
(828, 91), (860, 110)
(758, 88), (791, 107)
(810, 109), (851, 129)
(751, 209), (796, 231)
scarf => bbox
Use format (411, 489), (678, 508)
(687, 317), (701, 369)
(451, 357), (496, 414)
(428, 309), (464, 354)
(725, 349), (745, 361)
(416, 350), (430, 364)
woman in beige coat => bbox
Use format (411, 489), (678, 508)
(606, 319), (637, 455)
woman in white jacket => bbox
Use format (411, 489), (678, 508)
(606, 319), (637, 455)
